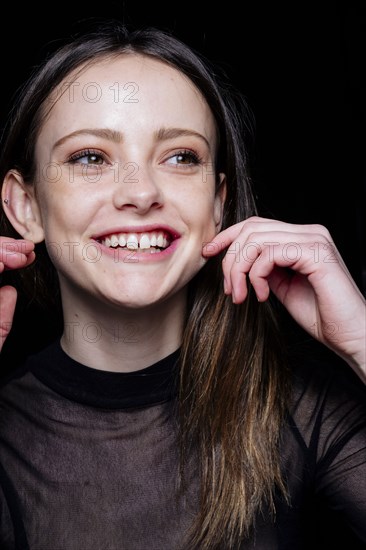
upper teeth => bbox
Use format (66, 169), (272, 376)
(101, 231), (169, 250)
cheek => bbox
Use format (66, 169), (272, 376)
(37, 179), (89, 234)
(186, 190), (219, 238)
(40, 202), (69, 237)
(38, 202), (83, 256)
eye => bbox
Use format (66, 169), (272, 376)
(68, 149), (106, 165)
(165, 150), (201, 166)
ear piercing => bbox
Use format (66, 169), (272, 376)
(3, 198), (9, 205)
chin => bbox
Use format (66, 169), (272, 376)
(98, 287), (173, 311)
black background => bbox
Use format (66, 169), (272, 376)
(0, 1), (364, 293)
(1, 1), (365, 363)
(0, 2), (364, 357)
(0, 3), (365, 547)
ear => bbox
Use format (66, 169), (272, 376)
(2, 170), (45, 243)
(213, 173), (227, 231)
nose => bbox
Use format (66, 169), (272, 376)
(112, 162), (163, 214)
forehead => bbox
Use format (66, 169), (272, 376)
(37, 53), (217, 149)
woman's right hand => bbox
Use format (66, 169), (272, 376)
(0, 238), (35, 352)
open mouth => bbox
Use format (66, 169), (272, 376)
(96, 230), (173, 253)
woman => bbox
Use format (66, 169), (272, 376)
(0, 22), (365, 549)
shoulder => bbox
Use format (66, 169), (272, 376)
(0, 340), (59, 400)
(290, 350), (366, 411)
(287, 347), (366, 453)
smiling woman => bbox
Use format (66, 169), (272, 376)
(6, 53), (223, 328)
(0, 21), (365, 550)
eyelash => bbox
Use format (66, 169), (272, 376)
(67, 149), (106, 164)
(66, 148), (202, 167)
(166, 150), (202, 166)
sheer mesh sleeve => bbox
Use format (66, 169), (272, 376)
(287, 357), (366, 547)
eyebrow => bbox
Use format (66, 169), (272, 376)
(154, 127), (210, 148)
(52, 128), (123, 150)
(52, 126), (210, 151)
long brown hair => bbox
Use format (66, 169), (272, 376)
(0, 21), (290, 548)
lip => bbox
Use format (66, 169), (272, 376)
(91, 223), (181, 263)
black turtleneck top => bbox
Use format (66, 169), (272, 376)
(0, 341), (365, 549)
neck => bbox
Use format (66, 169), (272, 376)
(60, 289), (186, 373)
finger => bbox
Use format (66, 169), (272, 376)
(202, 222), (245, 256)
(0, 238), (35, 251)
(225, 241), (261, 301)
(0, 241), (36, 271)
(203, 217), (334, 258)
(221, 238), (253, 296)
(23, 251), (36, 268)
(231, 271), (250, 304)
(228, 238), (314, 303)
(0, 285), (17, 352)
(202, 218), (273, 256)
(266, 266), (295, 303)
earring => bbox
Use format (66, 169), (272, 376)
(3, 198), (9, 205)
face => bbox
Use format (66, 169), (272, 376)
(32, 54), (225, 310)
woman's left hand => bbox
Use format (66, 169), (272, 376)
(202, 216), (366, 382)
